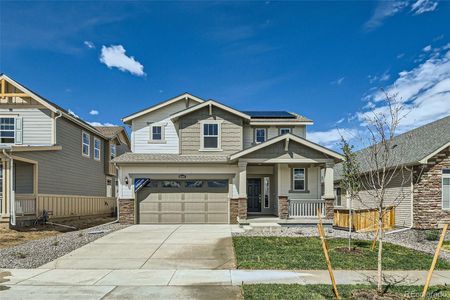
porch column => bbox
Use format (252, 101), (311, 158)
(237, 160), (247, 221)
(1, 159), (7, 218)
(323, 161), (335, 219)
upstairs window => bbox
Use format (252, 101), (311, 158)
(152, 126), (162, 140)
(202, 123), (220, 149)
(94, 138), (101, 160)
(0, 117), (15, 144)
(443, 169), (450, 210)
(255, 128), (266, 144)
(82, 131), (90, 157)
(280, 128), (291, 135)
(110, 144), (117, 160)
(292, 168), (306, 191)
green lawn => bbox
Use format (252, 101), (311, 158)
(242, 284), (450, 300)
(233, 237), (450, 270)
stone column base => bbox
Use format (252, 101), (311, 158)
(278, 196), (289, 219)
(230, 198), (247, 224)
(323, 197), (334, 219)
(119, 199), (135, 224)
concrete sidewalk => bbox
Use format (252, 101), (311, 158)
(1, 268), (450, 299)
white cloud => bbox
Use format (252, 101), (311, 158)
(88, 121), (116, 127)
(362, 48), (450, 132)
(423, 45), (432, 52)
(411, 0), (438, 14)
(89, 109), (99, 115)
(308, 128), (359, 149)
(364, 1), (408, 30)
(397, 53), (405, 59)
(368, 70), (390, 84)
(68, 109), (79, 118)
(331, 77), (345, 85)
(84, 41), (95, 49)
(100, 45), (145, 76)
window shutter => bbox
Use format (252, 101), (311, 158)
(15, 117), (23, 144)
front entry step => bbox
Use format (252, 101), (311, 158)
(244, 222), (282, 233)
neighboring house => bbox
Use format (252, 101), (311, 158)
(334, 115), (450, 229)
(114, 93), (344, 225)
(0, 74), (130, 226)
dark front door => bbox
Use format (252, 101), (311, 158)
(247, 178), (262, 213)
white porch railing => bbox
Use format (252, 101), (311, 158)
(289, 199), (325, 218)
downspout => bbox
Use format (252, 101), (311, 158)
(3, 149), (15, 227)
(386, 166), (414, 235)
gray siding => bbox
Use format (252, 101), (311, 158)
(0, 108), (53, 145)
(17, 117), (107, 196)
(14, 161), (33, 194)
(179, 106), (243, 155)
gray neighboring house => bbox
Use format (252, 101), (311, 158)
(114, 93), (344, 225)
(0, 74), (130, 226)
(334, 115), (450, 229)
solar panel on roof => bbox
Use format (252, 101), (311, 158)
(242, 111), (296, 119)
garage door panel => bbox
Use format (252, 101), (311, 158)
(207, 202), (228, 212)
(184, 213), (206, 223)
(140, 213), (159, 223)
(160, 202), (182, 211)
(185, 202), (206, 212)
(160, 194), (182, 202)
(184, 193), (207, 201)
(160, 214), (183, 223)
(207, 193), (227, 201)
(140, 202), (159, 211)
(208, 214), (228, 223)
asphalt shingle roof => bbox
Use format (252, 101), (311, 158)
(334, 115), (450, 180)
(94, 126), (124, 139)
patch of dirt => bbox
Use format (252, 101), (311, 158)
(0, 216), (115, 249)
(351, 289), (408, 300)
(333, 246), (364, 255)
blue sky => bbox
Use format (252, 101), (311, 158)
(1, 1), (449, 150)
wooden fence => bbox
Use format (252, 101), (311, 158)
(35, 194), (116, 219)
(333, 206), (395, 232)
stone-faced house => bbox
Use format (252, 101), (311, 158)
(334, 115), (450, 229)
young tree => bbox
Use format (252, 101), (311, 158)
(341, 91), (411, 294)
(339, 138), (361, 250)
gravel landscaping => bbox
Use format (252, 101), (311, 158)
(233, 226), (450, 261)
(0, 222), (127, 268)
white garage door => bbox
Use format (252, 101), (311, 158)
(137, 179), (229, 224)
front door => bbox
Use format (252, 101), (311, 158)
(247, 178), (262, 213)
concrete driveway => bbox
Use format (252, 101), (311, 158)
(40, 224), (236, 270)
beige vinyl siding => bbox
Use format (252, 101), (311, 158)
(179, 106), (243, 155)
(132, 100), (196, 153)
(0, 108), (53, 145)
(344, 171), (412, 227)
(17, 117), (107, 196)
(243, 125), (307, 149)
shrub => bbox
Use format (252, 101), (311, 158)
(425, 229), (440, 241)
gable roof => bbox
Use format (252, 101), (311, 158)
(0, 74), (108, 139)
(122, 92), (204, 124)
(94, 126), (130, 146)
(170, 99), (251, 121)
(334, 115), (450, 180)
(229, 133), (344, 161)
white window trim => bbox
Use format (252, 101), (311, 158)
(292, 168), (306, 191)
(200, 120), (222, 151)
(254, 128), (267, 144)
(110, 143), (117, 159)
(149, 123), (166, 144)
(94, 137), (101, 161)
(0, 116), (16, 145)
(82, 131), (90, 157)
(279, 127), (292, 135)
(442, 169), (450, 211)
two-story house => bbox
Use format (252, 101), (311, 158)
(114, 93), (343, 224)
(0, 74), (130, 226)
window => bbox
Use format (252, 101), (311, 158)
(264, 177), (270, 208)
(335, 188), (342, 207)
(185, 180), (204, 188)
(292, 168), (306, 191)
(280, 128), (291, 135)
(94, 138), (101, 160)
(202, 123), (220, 149)
(443, 169), (450, 210)
(207, 180), (228, 188)
(110, 144), (116, 160)
(151, 125), (163, 141)
(255, 128), (266, 144)
(0, 117), (15, 144)
(162, 180), (181, 188)
(82, 132), (90, 157)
